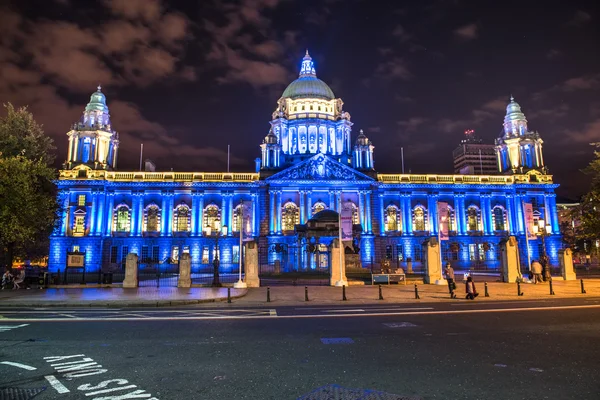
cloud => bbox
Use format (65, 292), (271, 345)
(454, 23), (478, 40)
(375, 58), (412, 80)
(546, 49), (562, 60)
(437, 96), (509, 134)
(528, 103), (569, 120)
(392, 24), (412, 43)
(565, 118), (600, 143)
(567, 10), (591, 27)
(106, 0), (163, 23)
(563, 74), (600, 91)
(397, 117), (428, 134)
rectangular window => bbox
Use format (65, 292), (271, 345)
(110, 246), (118, 263)
(121, 246), (129, 264)
(74, 215), (85, 236)
(141, 246), (149, 262)
(72, 245), (80, 252)
(78, 194), (86, 206)
(152, 246), (160, 262)
(202, 246), (209, 263)
(413, 245), (422, 261)
(183, 245), (190, 254)
(397, 245), (403, 262)
(233, 245), (240, 263)
(171, 246), (179, 262)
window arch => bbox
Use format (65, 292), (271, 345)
(493, 206), (506, 231)
(351, 202), (360, 225)
(446, 205), (456, 232)
(233, 204), (243, 233)
(144, 204), (160, 232)
(114, 204), (130, 232)
(282, 202), (299, 231)
(467, 205), (481, 231)
(174, 203), (190, 232)
(385, 205), (401, 232)
(413, 206), (428, 232)
(203, 204), (221, 231)
(312, 201), (327, 215)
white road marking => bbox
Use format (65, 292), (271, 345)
(0, 323), (29, 331)
(269, 309), (277, 316)
(494, 364), (507, 367)
(323, 309), (365, 313)
(383, 322), (418, 328)
(58, 314), (79, 319)
(45, 375), (70, 393)
(529, 368), (544, 372)
(0, 304), (597, 322)
(1, 361), (37, 370)
(450, 301), (549, 306)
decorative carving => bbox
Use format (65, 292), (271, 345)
(268, 154), (373, 181)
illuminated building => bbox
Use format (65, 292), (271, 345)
(49, 52), (561, 274)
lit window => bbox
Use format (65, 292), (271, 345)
(171, 246), (179, 262)
(467, 206), (480, 231)
(204, 204), (221, 232)
(72, 245), (80, 252)
(413, 207), (427, 231)
(493, 207), (506, 231)
(145, 205), (160, 232)
(282, 202), (299, 231)
(351, 203), (360, 225)
(174, 204), (190, 232)
(115, 205), (130, 232)
(78, 195), (86, 206)
(312, 201), (327, 215)
(202, 246), (209, 263)
(74, 215), (85, 236)
(385, 205), (400, 232)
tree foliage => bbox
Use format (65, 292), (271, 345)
(0, 104), (60, 267)
(572, 143), (600, 249)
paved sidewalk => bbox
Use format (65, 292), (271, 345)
(236, 279), (600, 305)
(0, 287), (247, 307)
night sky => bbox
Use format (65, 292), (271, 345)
(0, 0), (598, 198)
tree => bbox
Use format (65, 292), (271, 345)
(0, 104), (60, 268)
(572, 143), (600, 255)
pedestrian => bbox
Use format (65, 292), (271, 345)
(1, 269), (13, 290)
(531, 259), (543, 284)
(445, 262), (457, 299)
(465, 276), (478, 300)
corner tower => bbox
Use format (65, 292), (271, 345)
(64, 86), (119, 170)
(495, 96), (546, 174)
(265, 51), (354, 170)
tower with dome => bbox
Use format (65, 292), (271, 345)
(49, 51), (561, 285)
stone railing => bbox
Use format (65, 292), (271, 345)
(59, 169), (259, 183)
(377, 173), (553, 184)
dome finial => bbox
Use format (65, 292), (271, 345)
(510, 94), (514, 102)
(299, 50), (316, 77)
(97, 84), (102, 92)
(305, 48), (310, 58)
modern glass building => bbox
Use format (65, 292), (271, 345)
(49, 52), (561, 275)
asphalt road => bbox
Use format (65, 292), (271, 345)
(1, 300), (599, 400)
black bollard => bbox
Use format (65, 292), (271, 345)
(267, 287), (271, 302)
(414, 284), (420, 299)
(581, 279), (587, 294)
(227, 287), (231, 303)
(342, 285), (347, 301)
(517, 281), (523, 296)
(484, 282), (490, 297)
(305, 286), (309, 302)
(378, 284), (383, 300)
(549, 279), (555, 296)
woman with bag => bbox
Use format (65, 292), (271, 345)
(444, 263), (457, 299)
(465, 276), (478, 300)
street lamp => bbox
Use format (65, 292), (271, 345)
(204, 221), (227, 287)
(534, 219), (552, 281)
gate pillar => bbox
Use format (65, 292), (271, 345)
(425, 237), (445, 285)
(500, 236), (520, 283)
(559, 248), (576, 281)
(123, 253), (139, 288)
(178, 253), (192, 288)
(245, 241), (260, 287)
(330, 238), (348, 287)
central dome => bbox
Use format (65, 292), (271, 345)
(281, 50), (335, 100)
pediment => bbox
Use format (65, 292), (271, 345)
(266, 154), (375, 182)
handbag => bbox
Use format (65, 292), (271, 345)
(452, 282), (457, 290)
(474, 292), (479, 298)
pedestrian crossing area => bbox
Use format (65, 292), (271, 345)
(0, 324), (29, 332)
(0, 309), (276, 321)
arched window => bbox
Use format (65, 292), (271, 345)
(204, 204), (221, 231)
(282, 202), (299, 231)
(385, 205), (401, 232)
(351, 202), (360, 225)
(446, 206), (455, 232)
(493, 206), (506, 231)
(312, 201), (327, 215)
(467, 206), (480, 231)
(145, 204), (160, 232)
(115, 205), (130, 232)
(233, 205), (242, 233)
(174, 204), (190, 232)
(413, 206), (427, 231)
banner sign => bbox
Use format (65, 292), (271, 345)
(241, 201), (254, 240)
(523, 202), (537, 240)
(340, 202), (354, 240)
(67, 252), (85, 268)
(437, 202), (449, 241)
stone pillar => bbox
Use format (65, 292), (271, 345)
(105, 193), (115, 236)
(456, 194), (465, 235)
(160, 193), (168, 236)
(276, 190), (282, 234)
(178, 253), (192, 288)
(546, 194), (560, 234)
(379, 194), (386, 236)
(198, 193), (205, 234)
(123, 253), (139, 288)
(244, 240), (260, 287)
(559, 248), (576, 281)
(167, 193), (174, 236)
(505, 193), (515, 234)
(299, 190), (306, 224)
(251, 193), (258, 236)
(425, 237), (445, 284)
(330, 238), (348, 286)
(358, 191), (366, 233)
(516, 194), (525, 235)
(137, 192), (144, 236)
(269, 190), (275, 234)
(428, 195), (438, 235)
(191, 192), (198, 236)
(306, 191), (313, 218)
(500, 236), (520, 283)
(329, 191), (335, 210)
(95, 192), (105, 236)
(365, 191), (372, 234)
(89, 191), (98, 235)
(227, 194), (233, 236)
(403, 195), (412, 235)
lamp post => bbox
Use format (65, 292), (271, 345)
(205, 221), (227, 287)
(534, 219), (552, 281)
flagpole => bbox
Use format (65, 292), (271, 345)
(401, 147), (405, 174)
(234, 200), (247, 288)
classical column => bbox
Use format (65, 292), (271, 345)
(485, 195), (494, 235)
(160, 193), (168, 236)
(89, 191), (98, 235)
(227, 193), (234, 236)
(480, 195), (489, 235)
(378, 193), (386, 236)
(401, 194), (409, 235)
(306, 191), (313, 219)
(105, 192), (115, 236)
(365, 190), (372, 234)
(505, 193), (515, 234)
(191, 192), (198, 236)
(251, 192), (258, 236)
(545, 193), (559, 234)
(358, 191), (366, 233)
(167, 192), (174, 236)
(329, 191), (335, 210)
(427, 194), (438, 235)
(269, 190), (275, 234)
(516, 194), (525, 235)
(221, 193), (227, 233)
(60, 191), (70, 236)
(95, 192), (105, 236)
(456, 194), (466, 235)
(138, 192), (144, 236)
(299, 190), (306, 224)
(276, 190), (283, 234)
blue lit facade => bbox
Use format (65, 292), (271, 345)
(49, 53), (561, 273)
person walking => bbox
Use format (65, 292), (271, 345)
(531, 259), (543, 284)
(445, 263), (457, 299)
(465, 276), (478, 300)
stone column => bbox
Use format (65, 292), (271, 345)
(516, 194), (525, 235)
(269, 190), (275, 234)
(428, 194), (438, 235)
(60, 190), (70, 236)
(400, 194), (409, 234)
(167, 193), (174, 236)
(276, 190), (282, 234)
(227, 194), (234, 236)
(559, 248), (576, 280)
(130, 192), (139, 236)
(379, 194), (386, 236)
(137, 192), (144, 236)
(95, 192), (105, 236)
(505, 194), (514, 234)
(306, 191), (313, 219)
(251, 193), (258, 236)
(89, 191), (98, 235)
(123, 253), (138, 288)
(546, 194), (560, 234)
(329, 238), (348, 286)
(160, 194), (168, 236)
(365, 191), (372, 234)
(480, 195), (490, 235)
(244, 240), (260, 287)
(424, 237), (444, 284)
(329, 191), (335, 210)
(500, 236), (520, 283)
(178, 253), (192, 288)
(455, 194), (464, 235)
(358, 191), (366, 233)
(191, 192), (199, 236)
(221, 193), (227, 232)
(198, 193), (205, 234)
(105, 193), (115, 236)
(403, 195), (412, 235)
(299, 190), (306, 224)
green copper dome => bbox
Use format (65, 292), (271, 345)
(281, 50), (335, 100)
(85, 85), (109, 113)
